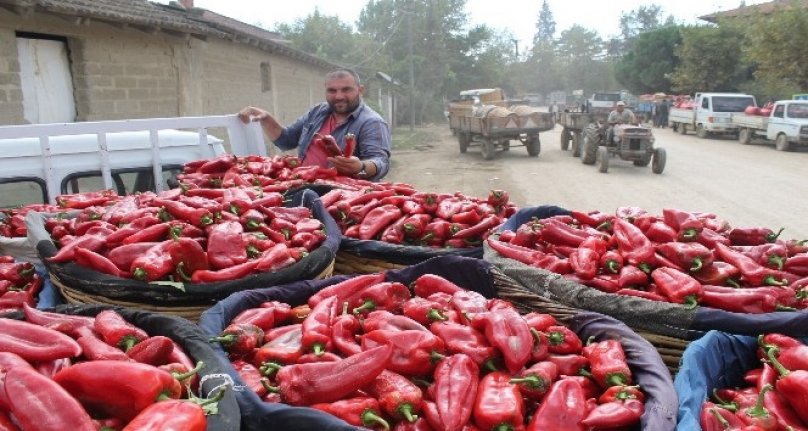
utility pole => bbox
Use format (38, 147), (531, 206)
(512, 39), (519, 58)
(408, 11), (415, 131)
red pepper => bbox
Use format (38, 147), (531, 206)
(600, 385), (646, 403)
(0, 318), (81, 361)
(22, 303), (95, 336)
(547, 354), (589, 376)
(645, 221), (679, 243)
(94, 309), (149, 351)
(72, 247), (128, 278)
(167, 237), (208, 282)
(403, 297), (451, 324)
(232, 307), (280, 332)
(716, 243), (787, 286)
(694, 261), (742, 287)
(582, 339), (633, 387)
(311, 397), (390, 429)
(540, 219), (592, 247)
(581, 273), (620, 294)
(233, 359), (268, 398)
(121, 395), (220, 431)
(569, 247), (599, 280)
(76, 328), (130, 361)
(351, 282), (412, 315)
(471, 309), (532, 374)
(509, 361), (558, 400)
(357, 204), (403, 240)
(527, 378), (587, 431)
(730, 227), (784, 246)
(49, 230), (111, 263)
(107, 242), (160, 272)
(362, 329), (444, 376)
(53, 360), (182, 422)
(365, 369), (423, 423)
(0, 411), (18, 431)
(701, 402), (746, 431)
(0, 351), (35, 409)
(254, 324), (302, 367)
(702, 285), (791, 313)
(206, 221), (248, 270)
(190, 259), (258, 283)
(413, 274), (463, 297)
(735, 385), (777, 430)
(663, 208), (704, 240)
(657, 241), (715, 272)
(332, 313), (363, 357)
(196, 153), (236, 173)
(309, 273), (386, 308)
(451, 290), (490, 323)
(472, 371), (525, 431)
(125, 335), (174, 366)
(735, 243), (789, 270)
(425, 354), (479, 431)
(581, 399), (645, 429)
(56, 189), (117, 209)
(597, 250), (623, 274)
(430, 321), (497, 369)
(651, 266), (703, 307)
(210, 323), (264, 356)
(613, 218), (656, 272)
(5, 366), (96, 431)
(264, 344), (392, 406)
(301, 296), (338, 356)
(542, 325), (582, 355)
(452, 215), (499, 241)
(129, 241), (174, 282)
(785, 254), (808, 276)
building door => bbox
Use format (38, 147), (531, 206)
(16, 34), (76, 124)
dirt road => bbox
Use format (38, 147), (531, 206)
(386, 122), (808, 239)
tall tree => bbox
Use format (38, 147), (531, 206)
(744, 6), (808, 92)
(533, 0), (555, 45)
(615, 25), (681, 94)
(556, 25), (614, 93)
(528, 0), (560, 95)
(274, 8), (364, 65)
(669, 24), (746, 94)
(609, 4), (672, 57)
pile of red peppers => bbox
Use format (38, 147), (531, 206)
(700, 333), (808, 431)
(45, 184), (326, 284)
(323, 187), (516, 248)
(0, 256), (43, 312)
(216, 272), (646, 430)
(0, 307), (221, 431)
(490, 207), (808, 313)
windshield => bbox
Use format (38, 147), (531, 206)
(712, 97), (756, 112)
(593, 93), (621, 102)
(787, 103), (808, 119)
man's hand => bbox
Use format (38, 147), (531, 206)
(328, 156), (363, 176)
(237, 106), (270, 124)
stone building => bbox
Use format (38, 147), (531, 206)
(0, 0), (341, 125)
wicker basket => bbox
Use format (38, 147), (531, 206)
(333, 250), (407, 274)
(494, 270), (687, 375)
(53, 259), (335, 322)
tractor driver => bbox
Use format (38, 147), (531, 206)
(607, 101), (638, 144)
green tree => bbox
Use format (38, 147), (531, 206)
(744, 6), (808, 93)
(533, 0), (555, 44)
(669, 24), (746, 93)
(609, 4), (672, 57)
(615, 25), (681, 94)
(556, 25), (615, 93)
(274, 8), (364, 64)
(526, 0), (561, 95)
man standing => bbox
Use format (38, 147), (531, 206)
(238, 68), (391, 181)
(658, 98), (670, 129)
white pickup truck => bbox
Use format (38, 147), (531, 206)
(731, 100), (808, 151)
(0, 115), (267, 208)
(668, 93), (757, 138)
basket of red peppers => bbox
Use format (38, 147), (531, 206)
(675, 330), (808, 431)
(0, 255), (44, 314)
(28, 187), (340, 321)
(198, 256), (677, 431)
(485, 205), (808, 374)
(0, 304), (240, 431)
(320, 184), (517, 275)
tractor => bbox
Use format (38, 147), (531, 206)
(580, 121), (666, 174)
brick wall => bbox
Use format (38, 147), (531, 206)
(0, 9), (332, 126)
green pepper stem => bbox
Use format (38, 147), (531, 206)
(173, 361), (205, 382)
(726, 278), (741, 288)
(683, 295), (699, 310)
(209, 334), (236, 346)
(259, 361), (283, 377)
(430, 351), (446, 364)
(398, 403), (417, 423)
(509, 375), (546, 391)
(766, 347), (790, 377)
(606, 260), (619, 274)
(352, 300), (377, 315)
(361, 409), (390, 431)
(312, 343), (325, 357)
(427, 308), (448, 322)
(744, 384), (772, 418)
(606, 373), (628, 387)
(261, 378), (280, 394)
(690, 257), (703, 273)
(710, 408), (732, 428)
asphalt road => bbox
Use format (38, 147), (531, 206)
(386, 122), (808, 240)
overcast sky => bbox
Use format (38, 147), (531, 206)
(165, 0), (766, 45)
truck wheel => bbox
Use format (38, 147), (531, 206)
(581, 133), (598, 165)
(652, 148), (666, 174)
(572, 131), (582, 157)
(481, 138), (495, 160)
(527, 135), (541, 157)
(775, 134), (792, 151)
(597, 147), (609, 173)
(560, 127), (570, 151)
(678, 124), (687, 135)
(458, 133), (469, 153)
(738, 128), (752, 145)
(500, 140), (510, 151)
(696, 124), (708, 139)
(671, 123), (678, 133)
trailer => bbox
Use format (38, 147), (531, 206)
(557, 111), (609, 157)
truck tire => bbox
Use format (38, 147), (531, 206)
(696, 124), (709, 139)
(678, 123), (687, 135)
(738, 128), (752, 145)
(560, 127), (570, 151)
(572, 131), (582, 157)
(500, 140), (510, 151)
(671, 123), (678, 133)
(775, 134), (792, 152)
(458, 133), (469, 153)
(597, 147), (609, 173)
(652, 148), (666, 174)
(581, 133), (598, 165)
(526, 135), (541, 157)
(481, 138), (495, 160)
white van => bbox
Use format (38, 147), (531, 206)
(669, 93), (757, 138)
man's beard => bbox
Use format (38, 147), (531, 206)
(329, 98), (361, 114)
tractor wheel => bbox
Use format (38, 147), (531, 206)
(738, 128), (752, 145)
(671, 123), (678, 133)
(678, 124), (687, 135)
(696, 124), (709, 139)
(501, 140), (510, 151)
(560, 127), (571, 151)
(481, 138), (496, 160)
(633, 154), (652, 167)
(572, 131), (582, 157)
(597, 147), (610, 173)
(775, 134), (792, 151)
(527, 135), (541, 157)
(652, 148), (666, 174)
(581, 133), (598, 165)
(458, 133), (469, 153)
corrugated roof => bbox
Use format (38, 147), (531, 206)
(700, 0), (808, 23)
(0, 0), (339, 68)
